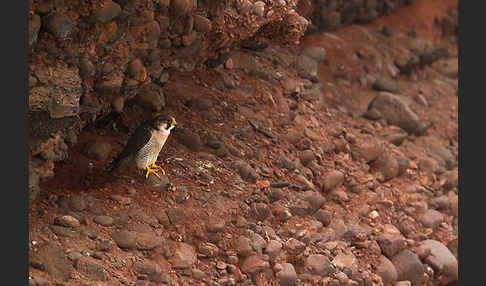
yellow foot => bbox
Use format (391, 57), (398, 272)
(145, 166), (161, 179)
(150, 163), (166, 176)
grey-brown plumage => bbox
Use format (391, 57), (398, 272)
(108, 115), (177, 178)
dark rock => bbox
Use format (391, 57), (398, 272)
(79, 57), (95, 79)
(235, 236), (254, 257)
(285, 238), (306, 256)
(166, 208), (185, 225)
(365, 92), (422, 135)
(177, 129), (202, 152)
(94, 0), (121, 23)
(372, 77), (400, 93)
(420, 209), (444, 228)
(290, 199), (313, 216)
(136, 83), (166, 112)
(86, 140), (112, 161)
(231, 160), (258, 183)
(372, 153), (400, 181)
(69, 195), (87, 212)
(301, 46), (326, 62)
(314, 209), (332, 226)
(75, 257), (109, 281)
(302, 191), (326, 212)
(392, 249), (425, 285)
(170, 242), (196, 269)
(206, 217), (225, 233)
(279, 263), (297, 286)
(192, 268), (207, 280)
(322, 170), (345, 191)
(111, 230), (137, 249)
(250, 202), (270, 221)
(419, 240), (458, 284)
(351, 138), (383, 163)
(127, 58), (145, 80)
(265, 240), (282, 260)
(93, 215), (115, 227)
(377, 234), (407, 258)
(299, 150), (315, 166)
(136, 232), (163, 250)
(305, 254), (333, 276)
(296, 55), (319, 82)
(171, 0), (193, 18)
(193, 15), (212, 32)
(376, 255), (398, 286)
(45, 13), (74, 40)
(31, 243), (73, 281)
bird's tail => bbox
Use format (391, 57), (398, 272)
(107, 154), (124, 174)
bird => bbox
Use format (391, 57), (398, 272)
(108, 114), (177, 179)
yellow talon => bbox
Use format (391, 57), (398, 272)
(145, 166), (161, 179)
(150, 163), (166, 176)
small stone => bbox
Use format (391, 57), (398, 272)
(365, 92), (422, 135)
(192, 268), (207, 280)
(377, 234), (407, 258)
(49, 225), (75, 237)
(296, 55), (319, 82)
(136, 83), (166, 112)
(54, 215), (80, 228)
(231, 160), (258, 183)
(206, 216), (225, 233)
(166, 208), (185, 225)
(31, 243), (73, 281)
(301, 46), (326, 62)
(250, 202), (270, 221)
(392, 250), (425, 285)
(252, 1), (265, 17)
(264, 240), (282, 260)
(333, 253), (359, 274)
(177, 129), (202, 152)
(111, 230), (137, 250)
(93, 215), (115, 227)
(376, 255), (398, 286)
(234, 236), (253, 257)
(305, 254), (333, 276)
(170, 0), (193, 18)
(240, 255), (270, 275)
(75, 257), (109, 281)
(170, 242), (196, 269)
(372, 77), (400, 93)
(351, 137), (383, 163)
(45, 13), (73, 40)
(199, 242), (219, 258)
(322, 170), (345, 191)
(95, 0), (121, 23)
(193, 15), (211, 32)
(314, 209), (332, 226)
(136, 233), (163, 250)
(394, 281), (412, 286)
(279, 263), (297, 286)
(420, 209), (444, 228)
(86, 140), (112, 161)
(299, 150), (315, 166)
(285, 238), (306, 256)
(420, 240), (458, 284)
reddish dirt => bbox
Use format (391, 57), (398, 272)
(29, 1), (458, 285)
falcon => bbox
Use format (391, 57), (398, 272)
(108, 115), (177, 179)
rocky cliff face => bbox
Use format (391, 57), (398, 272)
(28, 0), (312, 199)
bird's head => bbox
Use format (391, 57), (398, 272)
(152, 115), (177, 132)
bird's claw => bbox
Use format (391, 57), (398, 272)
(145, 166), (161, 179)
(151, 163), (166, 176)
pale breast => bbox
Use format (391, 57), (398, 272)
(134, 129), (170, 169)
